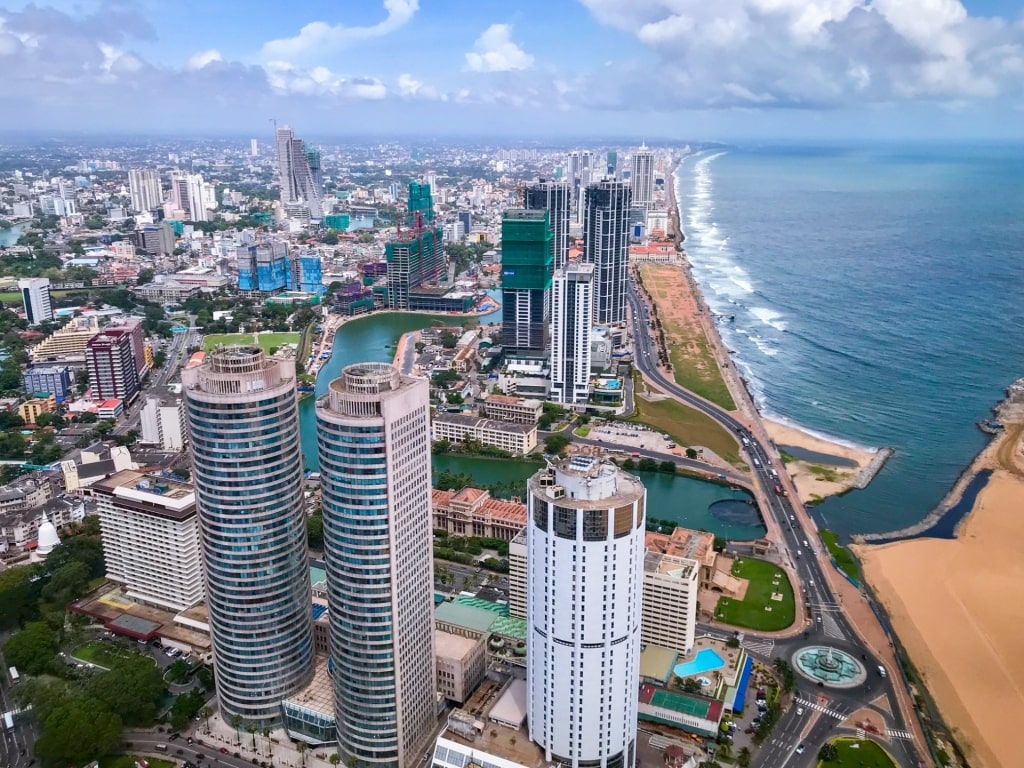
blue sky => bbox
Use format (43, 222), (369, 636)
(0, 0), (1022, 139)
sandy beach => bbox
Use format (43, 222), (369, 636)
(763, 418), (878, 504)
(855, 468), (1024, 768)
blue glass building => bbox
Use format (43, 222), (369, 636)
(182, 346), (314, 724)
(316, 363), (436, 768)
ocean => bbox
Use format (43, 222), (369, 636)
(675, 144), (1024, 536)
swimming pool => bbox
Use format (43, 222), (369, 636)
(673, 648), (726, 679)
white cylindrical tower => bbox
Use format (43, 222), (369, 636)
(527, 457), (646, 768)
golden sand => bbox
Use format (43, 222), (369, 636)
(855, 471), (1024, 768)
(763, 418), (876, 503)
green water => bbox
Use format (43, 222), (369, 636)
(300, 312), (765, 541)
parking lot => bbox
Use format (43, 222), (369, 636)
(585, 421), (679, 454)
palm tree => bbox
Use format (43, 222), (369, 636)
(262, 727), (272, 758)
(296, 741), (308, 768)
(230, 714), (243, 746)
(201, 706), (213, 733)
(247, 723), (258, 752)
(737, 746), (752, 768)
(329, 755), (341, 768)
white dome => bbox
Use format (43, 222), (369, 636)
(36, 520), (61, 556)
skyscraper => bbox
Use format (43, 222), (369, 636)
(182, 347), (314, 724)
(550, 262), (594, 405)
(305, 146), (323, 196)
(276, 125), (323, 219)
(583, 180), (631, 325)
(523, 180), (571, 273)
(501, 209), (552, 356)
(630, 143), (655, 210)
(317, 363), (436, 768)
(384, 183), (444, 309)
(170, 171), (208, 222)
(526, 457), (646, 768)
(128, 168), (162, 213)
(567, 150), (595, 223)
(86, 329), (141, 404)
(250, 138), (259, 157)
(18, 277), (52, 326)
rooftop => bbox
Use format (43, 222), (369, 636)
(644, 551), (699, 580)
(435, 601), (498, 635)
(435, 629), (481, 662)
(433, 412), (536, 434)
(646, 526), (717, 565)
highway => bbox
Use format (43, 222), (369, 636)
(1, 649), (38, 768)
(626, 282), (924, 768)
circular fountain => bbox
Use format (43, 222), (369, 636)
(791, 646), (867, 688)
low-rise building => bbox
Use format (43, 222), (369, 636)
(480, 394), (543, 424)
(642, 551), (699, 654)
(431, 487), (526, 541)
(646, 527), (719, 590)
(133, 280), (202, 304)
(432, 412), (537, 455)
(19, 396), (56, 425)
(435, 629), (487, 705)
(92, 469), (204, 612)
(22, 365), (73, 401)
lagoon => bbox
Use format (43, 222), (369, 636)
(0, 224), (24, 247)
(298, 307), (765, 541)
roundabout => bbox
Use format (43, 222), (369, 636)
(791, 645), (867, 688)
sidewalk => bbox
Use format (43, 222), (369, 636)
(193, 711), (336, 768)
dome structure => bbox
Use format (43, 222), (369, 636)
(35, 518), (61, 558)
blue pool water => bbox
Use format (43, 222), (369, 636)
(673, 647), (726, 678)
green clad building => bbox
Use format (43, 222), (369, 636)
(501, 209), (552, 356)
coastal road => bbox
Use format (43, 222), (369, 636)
(625, 281), (925, 768)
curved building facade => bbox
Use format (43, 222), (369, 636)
(316, 363), (436, 768)
(182, 346), (314, 724)
(527, 457), (646, 768)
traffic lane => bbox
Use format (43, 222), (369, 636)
(122, 732), (255, 768)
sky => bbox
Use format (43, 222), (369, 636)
(0, 0), (1023, 140)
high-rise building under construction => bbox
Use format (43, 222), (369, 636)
(384, 182), (444, 310)
(276, 125), (323, 219)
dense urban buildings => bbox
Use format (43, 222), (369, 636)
(524, 180), (571, 272)
(182, 346), (314, 724)
(500, 209), (553, 356)
(526, 457), (646, 768)
(550, 262), (595, 405)
(93, 469), (204, 612)
(583, 179), (631, 324)
(86, 329), (142, 404)
(385, 183), (445, 310)
(316, 363), (436, 768)
(276, 125), (323, 219)
(18, 277), (52, 326)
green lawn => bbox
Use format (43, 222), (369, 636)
(819, 738), (897, 768)
(821, 530), (860, 582)
(715, 557), (796, 631)
(202, 331), (300, 353)
(0, 290), (22, 305)
(630, 377), (742, 466)
(72, 640), (151, 670)
(573, 426), (591, 437)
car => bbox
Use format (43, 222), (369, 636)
(795, 744), (805, 755)
(220, 748), (229, 754)
(169, 733), (180, 741)
(796, 706), (804, 715)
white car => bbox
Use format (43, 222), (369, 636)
(797, 706), (804, 715)
(795, 744), (805, 755)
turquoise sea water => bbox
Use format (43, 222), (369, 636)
(675, 144), (1024, 535)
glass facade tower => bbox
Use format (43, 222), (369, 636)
(316, 363), (437, 768)
(182, 346), (314, 724)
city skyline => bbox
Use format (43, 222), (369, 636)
(0, 1), (1022, 139)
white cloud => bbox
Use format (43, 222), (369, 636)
(397, 72), (440, 99)
(465, 24), (534, 72)
(186, 49), (222, 71)
(265, 60), (387, 99)
(578, 0), (1024, 108)
(262, 0), (418, 60)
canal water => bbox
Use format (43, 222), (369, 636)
(298, 307), (765, 541)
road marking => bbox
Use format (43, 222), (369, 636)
(887, 729), (913, 740)
(795, 697), (846, 720)
(821, 613), (846, 640)
(744, 638), (775, 656)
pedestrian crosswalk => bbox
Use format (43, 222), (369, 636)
(743, 637), (775, 657)
(856, 728), (866, 740)
(796, 697), (846, 720)
(887, 729), (913, 740)
(821, 613), (846, 640)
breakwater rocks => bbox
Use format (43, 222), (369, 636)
(852, 448), (894, 490)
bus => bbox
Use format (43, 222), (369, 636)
(7, 666), (18, 685)
(3, 711), (14, 733)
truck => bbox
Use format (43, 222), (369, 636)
(3, 711), (13, 733)
(7, 666), (18, 685)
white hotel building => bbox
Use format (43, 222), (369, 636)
(92, 469), (204, 612)
(526, 457), (646, 768)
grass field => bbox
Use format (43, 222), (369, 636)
(202, 332), (300, 353)
(0, 291), (21, 305)
(639, 264), (737, 411)
(630, 376), (742, 466)
(715, 557), (796, 631)
(821, 530), (860, 582)
(72, 640), (153, 670)
(820, 738), (897, 768)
